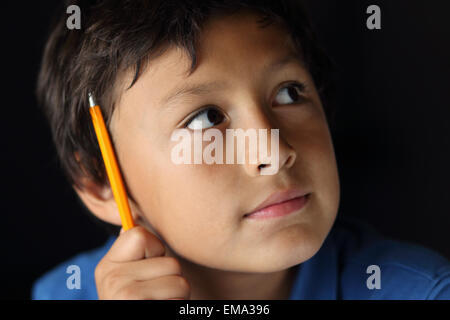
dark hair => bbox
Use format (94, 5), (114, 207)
(37, 0), (333, 192)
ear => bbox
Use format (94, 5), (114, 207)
(73, 176), (123, 226)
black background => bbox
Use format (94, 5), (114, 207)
(1, 0), (449, 299)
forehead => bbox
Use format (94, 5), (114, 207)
(119, 10), (302, 108)
(200, 10), (296, 57)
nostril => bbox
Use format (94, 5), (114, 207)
(258, 164), (267, 170)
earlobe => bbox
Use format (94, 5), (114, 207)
(73, 177), (123, 226)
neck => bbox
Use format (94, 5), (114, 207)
(166, 248), (299, 300)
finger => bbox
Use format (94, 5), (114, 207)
(118, 275), (191, 300)
(105, 226), (166, 262)
(118, 256), (183, 281)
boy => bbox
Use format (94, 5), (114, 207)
(33, 0), (450, 299)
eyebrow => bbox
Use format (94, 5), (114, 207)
(160, 52), (302, 108)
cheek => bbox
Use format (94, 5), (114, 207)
(152, 163), (247, 264)
(142, 155), (240, 242)
(123, 129), (240, 231)
(295, 115), (340, 220)
(159, 162), (237, 220)
(156, 136), (241, 219)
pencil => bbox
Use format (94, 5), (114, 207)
(88, 93), (135, 231)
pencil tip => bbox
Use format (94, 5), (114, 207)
(88, 92), (96, 107)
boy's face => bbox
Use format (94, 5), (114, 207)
(108, 11), (340, 272)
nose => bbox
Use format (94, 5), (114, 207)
(237, 107), (297, 177)
(251, 134), (296, 177)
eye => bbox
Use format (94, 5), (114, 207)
(184, 106), (225, 130)
(273, 82), (306, 106)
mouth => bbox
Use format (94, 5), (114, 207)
(243, 188), (311, 220)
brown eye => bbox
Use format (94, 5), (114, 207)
(273, 83), (306, 105)
(185, 107), (225, 130)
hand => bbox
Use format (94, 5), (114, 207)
(95, 226), (191, 300)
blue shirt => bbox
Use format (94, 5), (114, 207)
(32, 218), (450, 299)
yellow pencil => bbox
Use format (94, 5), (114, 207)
(88, 93), (135, 231)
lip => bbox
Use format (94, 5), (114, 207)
(244, 188), (310, 219)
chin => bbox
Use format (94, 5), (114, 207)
(236, 227), (326, 273)
(274, 242), (323, 272)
